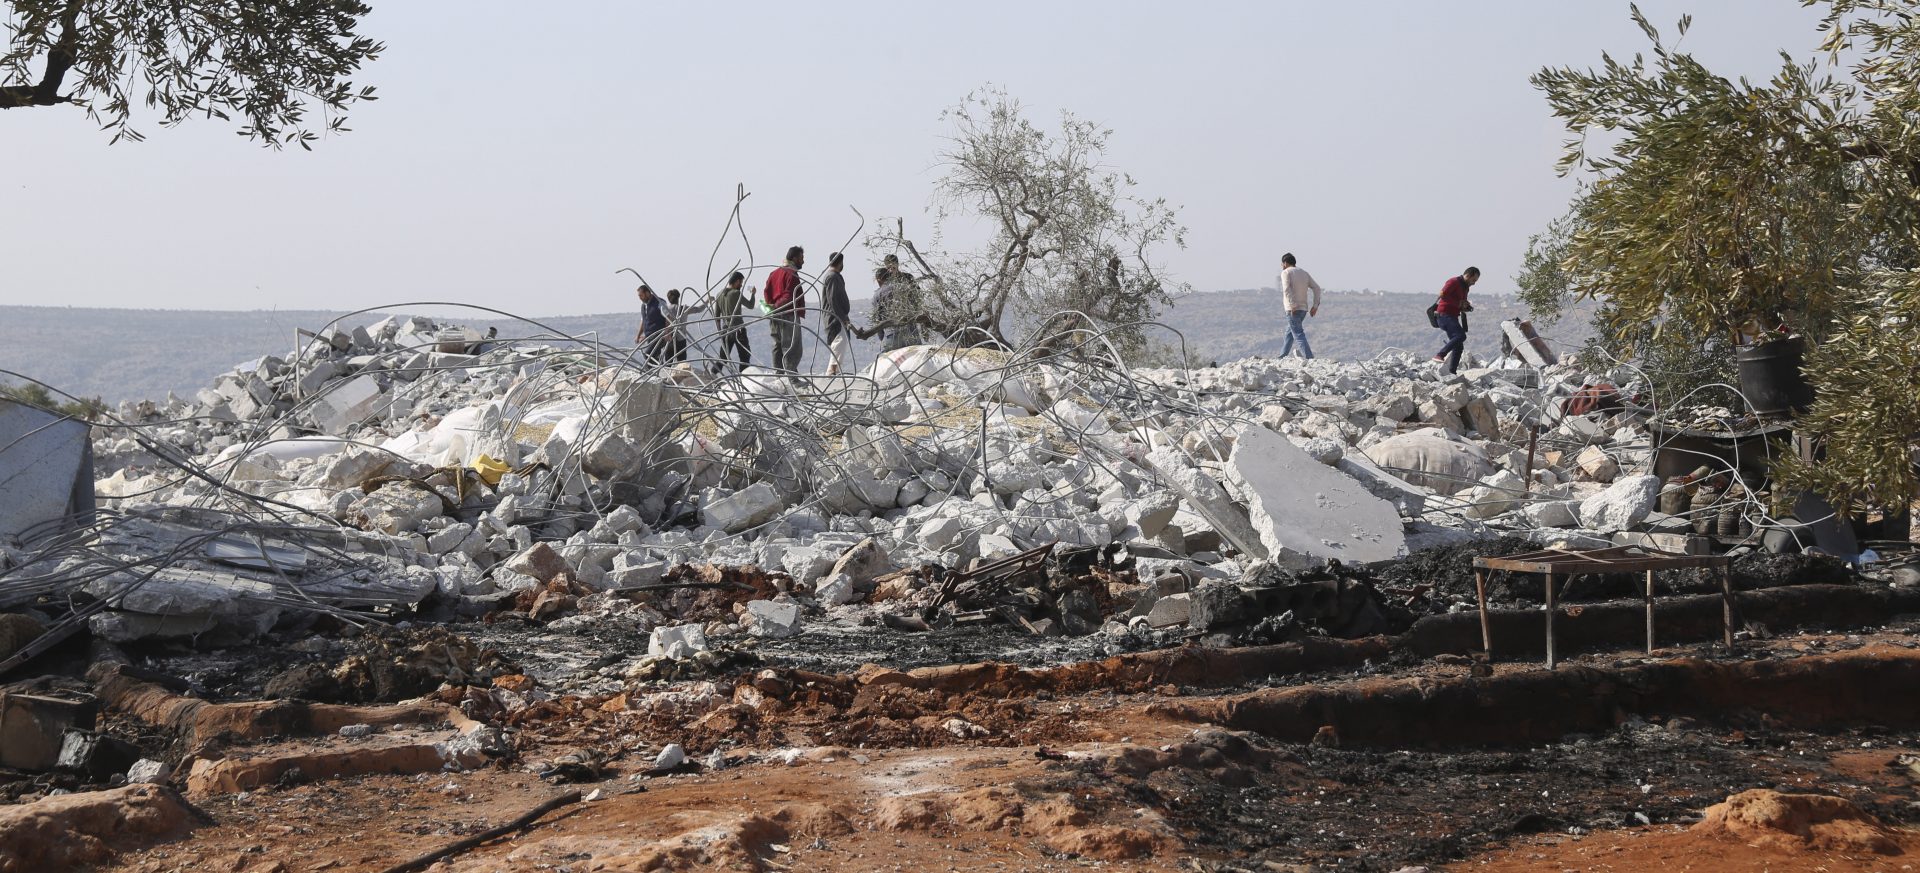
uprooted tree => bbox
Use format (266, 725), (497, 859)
(1526, 0), (1920, 514)
(0, 0), (383, 147)
(866, 86), (1189, 357)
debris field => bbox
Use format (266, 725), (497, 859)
(1, 311), (1917, 872)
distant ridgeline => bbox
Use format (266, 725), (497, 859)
(0, 292), (1590, 404)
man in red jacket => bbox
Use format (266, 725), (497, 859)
(1430, 266), (1479, 374)
(765, 245), (807, 374)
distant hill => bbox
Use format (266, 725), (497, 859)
(0, 291), (1591, 404)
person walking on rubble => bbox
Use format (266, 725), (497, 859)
(1275, 252), (1324, 359)
(664, 287), (703, 364)
(820, 252), (854, 375)
(633, 284), (671, 365)
(765, 245), (808, 376)
(1430, 266), (1479, 374)
(711, 271), (754, 373)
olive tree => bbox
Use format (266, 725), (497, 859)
(1, 0), (383, 147)
(868, 86), (1188, 354)
(1528, 1), (1920, 512)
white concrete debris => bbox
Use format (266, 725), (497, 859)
(1577, 474), (1661, 532)
(1228, 425), (1406, 568)
(648, 623), (710, 659)
(741, 600), (802, 638)
(47, 308), (1688, 644)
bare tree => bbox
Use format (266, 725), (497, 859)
(868, 86), (1187, 351)
(1, 0), (383, 147)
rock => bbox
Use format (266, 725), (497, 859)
(702, 483), (783, 533)
(814, 572), (858, 606)
(1521, 499), (1580, 528)
(1460, 469), (1527, 520)
(1228, 425), (1405, 569)
(1123, 491), (1181, 538)
(1145, 592), (1191, 628)
(338, 724), (374, 739)
(0, 784), (199, 872)
(349, 483), (443, 535)
(1575, 445), (1620, 482)
(647, 624), (709, 659)
(1577, 474), (1660, 532)
(654, 743), (688, 771)
(1693, 789), (1900, 855)
(741, 600), (802, 638)
(125, 758), (170, 784)
(918, 516), (964, 550)
(829, 537), (890, 587)
(502, 542), (572, 585)
(1300, 437), (1345, 465)
(1460, 393), (1500, 436)
(1147, 448), (1267, 561)
(307, 374), (385, 435)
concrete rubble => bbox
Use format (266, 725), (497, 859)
(0, 312), (1797, 653)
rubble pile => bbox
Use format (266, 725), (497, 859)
(2, 313), (1845, 656)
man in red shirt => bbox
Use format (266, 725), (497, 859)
(765, 245), (807, 374)
(1430, 266), (1479, 374)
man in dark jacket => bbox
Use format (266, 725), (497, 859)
(711, 271), (753, 374)
(765, 246), (807, 374)
(634, 284), (670, 365)
(821, 252), (853, 374)
(1431, 266), (1479, 374)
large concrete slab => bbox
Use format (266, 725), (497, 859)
(0, 399), (94, 544)
(1229, 425), (1406, 569)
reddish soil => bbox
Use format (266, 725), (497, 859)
(1457, 824), (1920, 873)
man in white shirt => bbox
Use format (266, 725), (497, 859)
(1276, 252), (1323, 359)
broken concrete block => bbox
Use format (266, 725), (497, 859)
(918, 516), (964, 550)
(1460, 469), (1527, 520)
(1147, 447), (1267, 561)
(126, 758), (170, 784)
(829, 537), (890, 588)
(1461, 393), (1500, 436)
(1145, 592), (1192, 628)
(702, 483), (783, 533)
(56, 729), (141, 779)
(1228, 426), (1405, 569)
(742, 600), (802, 637)
(1123, 491), (1181, 539)
(1521, 499), (1580, 528)
(0, 398), (95, 545)
(647, 624), (709, 659)
(0, 692), (98, 771)
(1578, 474), (1660, 532)
(1333, 454), (1430, 518)
(815, 572), (858, 606)
(308, 374), (384, 434)
(349, 483), (443, 535)
(1299, 437), (1345, 466)
(502, 542), (572, 584)
(1575, 445), (1620, 482)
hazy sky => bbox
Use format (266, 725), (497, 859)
(3, 1), (1827, 315)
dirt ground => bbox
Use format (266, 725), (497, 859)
(74, 628), (1920, 873)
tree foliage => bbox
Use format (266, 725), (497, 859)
(868, 86), (1189, 354)
(1, 0), (383, 147)
(1529, 1), (1920, 512)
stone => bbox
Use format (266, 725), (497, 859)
(1461, 393), (1500, 436)
(1575, 445), (1620, 482)
(0, 784), (199, 872)
(1332, 454), (1430, 517)
(1460, 469), (1527, 520)
(349, 483), (443, 535)
(1520, 499), (1580, 528)
(702, 483), (783, 533)
(1362, 429), (1493, 497)
(647, 624), (709, 659)
(1145, 592), (1191, 628)
(814, 572), (858, 606)
(1123, 491), (1181, 538)
(829, 537), (891, 587)
(918, 515), (964, 550)
(742, 600), (802, 638)
(338, 724), (374, 739)
(1299, 437), (1344, 465)
(502, 542), (572, 585)
(654, 743), (688, 771)
(1228, 426), (1405, 569)
(126, 758), (170, 784)
(1577, 474), (1660, 532)
(307, 374), (385, 434)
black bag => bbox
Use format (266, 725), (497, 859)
(1425, 302), (1440, 328)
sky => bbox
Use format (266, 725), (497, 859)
(1, 0), (1831, 316)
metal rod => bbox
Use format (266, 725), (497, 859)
(1544, 570), (1557, 670)
(1645, 569), (1656, 655)
(1524, 427), (1538, 496)
(1474, 568), (1492, 656)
